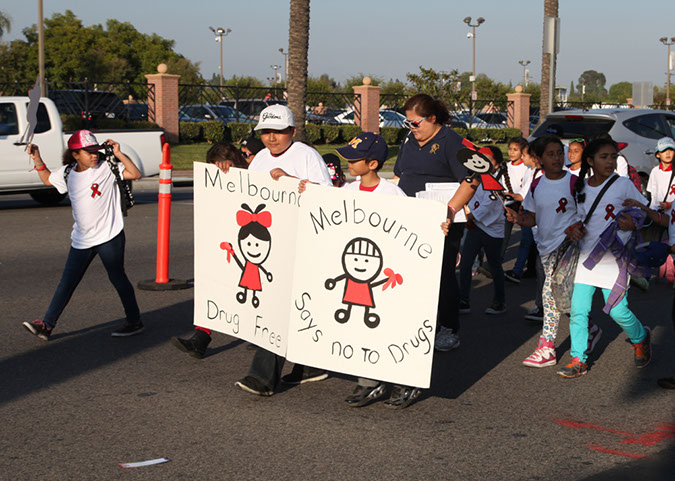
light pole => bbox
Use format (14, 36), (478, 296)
(518, 60), (531, 87)
(209, 26), (231, 87)
(660, 37), (675, 106)
(279, 48), (289, 88)
(463, 16), (485, 102)
(270, 65), (281, 86)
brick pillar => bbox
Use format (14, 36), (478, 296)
(506, 86), (531, 138)
(146, 64), (181, 143)
(352, 77), (381, 134)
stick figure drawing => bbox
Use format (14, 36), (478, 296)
(325, 237), (403, 329)
(220, 203), (273, 308)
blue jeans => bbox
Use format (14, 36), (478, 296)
(512, 226), (534, 275)
(43, 231), (140, 328)
(459, 227), (505, 304)
(569, 283), (646, 362)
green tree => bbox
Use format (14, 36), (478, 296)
(406, 66), (463, 108)
(577, 70), (607, 98)
(607, 81), (632, 104)
(0, 10), (11, 40)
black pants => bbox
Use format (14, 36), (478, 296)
(436, 223), (464, 332)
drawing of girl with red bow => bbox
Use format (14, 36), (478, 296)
(220, 203), (273, 308)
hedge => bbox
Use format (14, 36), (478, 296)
(305, 124), (322, 144)
(229, 122), (254, 143)
(322, 125), (341, 144)
(379, 126), (400, 145)
(179, 122), (202, 142)
(340, 125), (362, 142)
(203, 121), (226, 143)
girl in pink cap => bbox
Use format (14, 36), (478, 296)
(23, 130), (144, 340)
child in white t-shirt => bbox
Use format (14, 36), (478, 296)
(559, 138), (651, 378)
(646, 137), (675, 212)
(459, 146), (511, 315)
(23, 130), (143, 340)
(507, 136), (598, 368)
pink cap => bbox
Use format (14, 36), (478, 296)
(67, 130), (103, 151)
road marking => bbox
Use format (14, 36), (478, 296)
(554, 420), (633, 436)
(586, 445), (647, 459)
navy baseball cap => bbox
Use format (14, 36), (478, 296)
(632, 242), (670, 268)
(336, 133), (388, 162)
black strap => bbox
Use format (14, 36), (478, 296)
(104, 145), (134, 217)
(662, 168), (675, 204)
(582, 174), (620, 225)
(63, 163), (75, 186)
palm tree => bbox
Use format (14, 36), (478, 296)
(0, 10), (11, 40)
(287, 0), (310, 141)
(540, 0), (558, 121)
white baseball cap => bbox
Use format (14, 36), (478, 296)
(656, 137), (675, 152)
(254, 104), (295, 131)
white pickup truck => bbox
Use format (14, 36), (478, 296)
(0, 96), (163, 204)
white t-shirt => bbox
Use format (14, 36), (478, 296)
(50, 161), (125, 249)
(574, 175), (647, 289)
(616, 154), (628, 178)
(343, 179), (406, 197)
(646, 164), (675, 210)
(522, 171), (578, 256)
(469, 181), (505, 239)
(506, 161), (529, 197)
(248, 142), (332, 186)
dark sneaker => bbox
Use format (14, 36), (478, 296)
(171, 329), (212, 359)
(459, 299), (471, 314)
(524, 306), (543, 322)
(383, 385), (421, 409)
(345, 383), (386, 407)
(585, 322), (602, 356)
(485, 301), (507, 315)
(23, 320), (52, 341)
(434, 326), (460, 352)
(234, 376), (273, 396)
(281, 365), (328, 385)
(556, 357), (588, 378)
(111, 321), (144, 337)
(629, 327), (651, 368)
(505, 270), (521, 284)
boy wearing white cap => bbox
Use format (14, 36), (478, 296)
(234, 105), (333, 396)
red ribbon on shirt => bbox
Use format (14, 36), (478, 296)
(556, 198), (568, 213)
(236, 210), (272, 228)
(90, 183), (102, 198)
(604, 204), (616, 220)
(669, 185), (675, 196)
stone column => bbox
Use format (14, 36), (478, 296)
(352, 77), (381, 134)
(506, 86), (531, 138)
(146, 64), (181, 143)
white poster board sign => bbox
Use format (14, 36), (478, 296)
(286, 183), (447, 388)
(193, 163), (301, 356)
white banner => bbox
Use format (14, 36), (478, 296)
(286, 183), (447, 388)
(194, 163), (301, 356)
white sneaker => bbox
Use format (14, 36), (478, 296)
(435, 326), (460, 352)
(585, 322), (603, 355)
(522, 337), (557, 368)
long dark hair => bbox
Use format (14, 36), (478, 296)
(483, 145), (514, 194)
(403, 94), (450, 125)
(574, 138), (619, 203)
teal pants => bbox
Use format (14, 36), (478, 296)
(569, 283), (646, 362)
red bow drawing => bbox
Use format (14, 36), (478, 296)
(220, 242), (234, 262)
(382, 268), (403, 291)
(236, 210), (272, 228)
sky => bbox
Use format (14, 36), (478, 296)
(2, 0), (675, 91)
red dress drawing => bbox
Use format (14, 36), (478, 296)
(239, 261), (262, 291)
(343, 279), (374, 307)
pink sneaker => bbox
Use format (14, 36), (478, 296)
(585, 322), (603, 355)
(523, 337), (557, 368)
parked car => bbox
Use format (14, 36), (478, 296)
(454, 112), (505, 129)
(0, 96), (164, 205)
(475, 112), (508, 126)
(220, 98), (286, 120)
(127, 102), (149, 121)
(179, 104), (253, 124)
(333, 109), (406, 128)
(529, 108), (675, 179)
(48, 89), (127, 121)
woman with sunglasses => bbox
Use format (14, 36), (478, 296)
(393, 93), (479, 352)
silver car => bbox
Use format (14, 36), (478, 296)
(530, 108), (675, 179)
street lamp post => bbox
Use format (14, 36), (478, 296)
(463, 16), (485, 102)
(660, 37), (675, 106)
(518, 60), (531, 88)
(209, 26), (231, 88)
(279, 48), (289, 88)
(270, 65), (281, 86)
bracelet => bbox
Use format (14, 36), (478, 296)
(448, 205), (457, 214)
(35, 163), (47, 172)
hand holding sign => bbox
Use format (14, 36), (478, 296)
(382, 268), (403, 290)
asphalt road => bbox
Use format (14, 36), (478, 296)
(1, 183), (673, 481)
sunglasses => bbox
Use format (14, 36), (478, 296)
(568, 138), (586, 146)
(403, 117), (427, 129)
(241, 150), (253, 158)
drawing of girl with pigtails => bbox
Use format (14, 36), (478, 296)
(220, 203), (273, 308)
